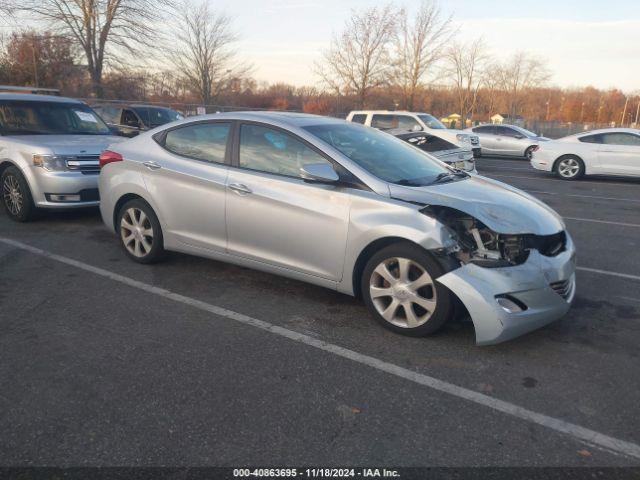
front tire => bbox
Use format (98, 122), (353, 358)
(525, 146), (535, 161)
(361, 242), (454, 337)
(1, 166), (37, 222)
(117, 199), (165, 264)
(554, 155), (585, 180)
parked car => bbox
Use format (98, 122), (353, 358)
(346, 110), (482, 157)
(467, 124), (550, 159)
(531, 128), (640, 180)
(0, 93), (125, 221)
(390, 130), (477, 173)
(99, 112), (575, 346)
(93, 104), (183, 137)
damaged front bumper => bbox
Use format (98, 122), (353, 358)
(437, 235), (576, 345)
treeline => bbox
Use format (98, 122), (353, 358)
(0, 1), (637, 126)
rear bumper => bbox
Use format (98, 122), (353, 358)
(437, 235), (576, 345)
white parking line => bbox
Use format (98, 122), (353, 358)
(577, 267), (640, 282)
(564, 217), (640, 228)
(2, 236), (640, 460)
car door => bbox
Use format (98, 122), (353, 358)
(596, 132), (640, 176)
(473, 125), (500, 153)
(144, 121), (232, 252)
(225, 122), (351, 281)
(120, 109), (143, 137)
(495, 126), (524, 155)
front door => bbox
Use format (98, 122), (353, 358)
(225, 123), (351, 281)
(597, 132), (640, 176)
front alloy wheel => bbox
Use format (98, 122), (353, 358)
(362, 243), (453, 336)
(556, 156), (584, 180)
(1, 166), (36, 222)
(369, 257), (437, 329)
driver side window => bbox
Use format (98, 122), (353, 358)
(121, 109), (140, 128)
(239, 124), (331, 178)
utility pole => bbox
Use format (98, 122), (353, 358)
(635, 99), (640, 127)
(31, 37), (39, 88)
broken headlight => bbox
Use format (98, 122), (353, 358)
(421, 206), (530, 268)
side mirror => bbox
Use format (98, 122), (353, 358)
(411, 125), (423, 132)
(515, 134), (525, 139)
(300, 163), (339, 183)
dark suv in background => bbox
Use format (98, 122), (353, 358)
(93, 104), (183, 137)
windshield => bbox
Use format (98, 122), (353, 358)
(0, 101), (111, 135)
(133, 107), (183, 127)
(304, 123), (454, 186)
(418, 114), (446, 130)
(518, 127), (537, 137)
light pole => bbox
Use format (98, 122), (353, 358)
(621, 96), (629, 127)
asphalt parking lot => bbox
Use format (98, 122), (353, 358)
(0, 156), (639, 467)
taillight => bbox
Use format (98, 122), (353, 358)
(99, 150), (123, 169)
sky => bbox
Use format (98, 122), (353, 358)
(211, 0), (640, 92)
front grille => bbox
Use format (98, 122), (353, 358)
(65, 155), (100, 175)
(550, 278), (573, 300)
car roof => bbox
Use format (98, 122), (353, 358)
(349, 110), (431, 115)
(0, 93), (83, 103)
(192, 111), (344, 128)
(574, 127), (640, 136)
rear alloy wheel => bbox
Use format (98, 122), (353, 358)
(117, 199), (165, 263)
(362, 243), (453, 336)
(555, 156), (584, 180)
(1, 166), (36, 222)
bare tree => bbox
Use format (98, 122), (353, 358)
(392, 1), (453, 110)
(170, 1), (248, 107)
(499, 51), (550, 119)
(316, 4), (398, 108)
(445, 39), (488, 127)
(18, 0), (171, 97)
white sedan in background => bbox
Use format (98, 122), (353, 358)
(531, 128), (640, 180)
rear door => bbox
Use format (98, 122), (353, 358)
(225, 122), (351, 280)
(144, 121), (232, 252)
(495, 126), (524, 156)
(596, 132), (640, 176)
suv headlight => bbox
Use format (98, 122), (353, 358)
(33, 154), (68, 171)
(456, 134), (471, 144)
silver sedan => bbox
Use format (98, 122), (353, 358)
(467, 124), (550, 159)
(99, 112), (575, 345)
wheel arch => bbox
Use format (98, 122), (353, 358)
(351, 236), (457, 299)
(112, 193), (148, 231)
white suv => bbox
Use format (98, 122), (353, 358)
(346, 110), (481, 157)
(0, 93), (125, 221)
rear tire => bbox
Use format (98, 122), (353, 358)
(1, 166), (37, 222)
(117, 199), (165, 264)
(554, 155), (585, 180)
(361, 242), (454, 337)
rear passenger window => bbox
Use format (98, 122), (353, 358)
(239, 123), (331, 178)
(473, 125), (494, 134)
(600, 133), (640, 146)
(578, 134), (602, 144)
(164, 122), (230, 163)
(351, 114), (367, 124)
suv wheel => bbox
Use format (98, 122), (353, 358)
(361, 242), (453, 336)
(1, 166), (37, 222)
(117, 199), (165, 264)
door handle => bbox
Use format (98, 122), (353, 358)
(228, 183), (252, 195)
(143, 161), (162, 170)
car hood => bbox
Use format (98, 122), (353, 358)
(7, 134), (127, 155)
(389, 175), (564, 235)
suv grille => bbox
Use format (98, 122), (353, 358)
(470, 136), (480, 146)
(550, 278), (573, 300)
(65, 155), (100, 175)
